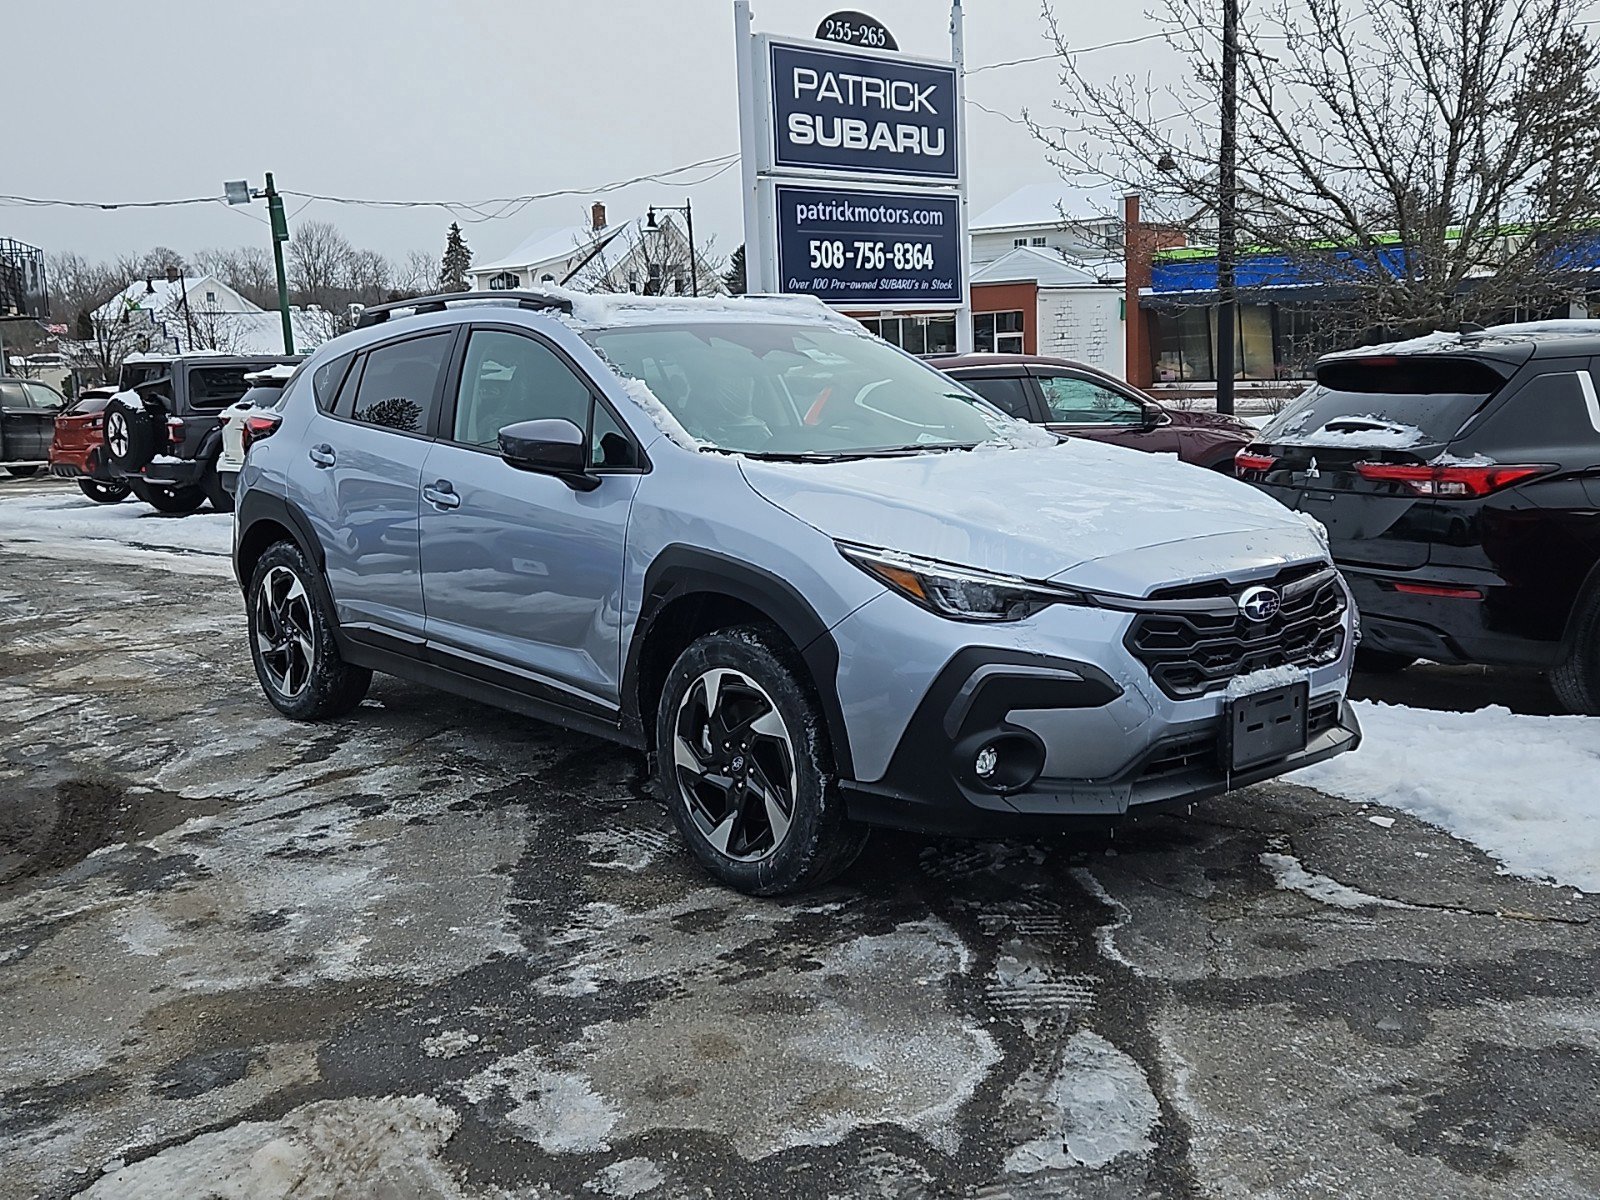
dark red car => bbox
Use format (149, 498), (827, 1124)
(48, 387), (132, 503)
(930, 353), (1254, 471)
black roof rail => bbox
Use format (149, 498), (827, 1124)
(354, 290), (573, 329)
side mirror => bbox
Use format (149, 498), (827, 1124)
(498, 418), (598, 490)
(1141, 405), (1167, 430)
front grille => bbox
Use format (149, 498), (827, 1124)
(1127, 565), (1346, 700)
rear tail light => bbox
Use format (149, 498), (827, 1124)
(1391, 582), (1484, 599)
(166, 416), (185, 446)
(1234, 449), (1277, 474)
(242, 415), (280, 451)
(1353, 461), (1550, 499)
(88, 417), (104, 430)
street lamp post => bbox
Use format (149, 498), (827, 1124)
(646, 200), (698, 296)
(224, 174), (294, 354)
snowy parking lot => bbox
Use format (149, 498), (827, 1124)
(2, 474), (1597, 1199)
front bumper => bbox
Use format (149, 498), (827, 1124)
(828, 584), (1359, 837)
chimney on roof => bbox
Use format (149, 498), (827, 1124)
(591, 202), (607, 232)
(164, 264), (181, 284)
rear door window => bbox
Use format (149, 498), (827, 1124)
(1262, 357), (1509, 454)
(958, 375), (1034, 419)
(1, 382), (31, 408)
(350, 333), (452, 435)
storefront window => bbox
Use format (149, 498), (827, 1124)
(1152, 307), (1212, 382)
(974, 310), (1025, 353)
(854, 315), (956, 356)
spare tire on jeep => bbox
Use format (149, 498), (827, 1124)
(104, 394), (162, 471)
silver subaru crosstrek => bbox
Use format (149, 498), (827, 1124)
(234, 289), (1359, 894)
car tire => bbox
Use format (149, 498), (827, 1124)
(1354, 648), (1417, 674)
(104, 402), (161, 471)
(247, 540), (372, 720)
(654, 625), (868, 896)
(130, 481), (206, 515)
(1551, 587), (1600, 715)
(7, 465), (40, 477)
(201, 466), (235, 513)
(77, 479), (131, 504)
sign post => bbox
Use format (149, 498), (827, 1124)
(734, 4), (968, 341)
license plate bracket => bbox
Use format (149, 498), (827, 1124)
(1223, 681), (1310, 771)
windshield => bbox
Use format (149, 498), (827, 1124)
(586, 321), (1018, 457)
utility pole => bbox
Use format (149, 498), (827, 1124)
(265, 173), (294, 355)
(951, 0), (974, 353)
(1214, 0), (1239, 415)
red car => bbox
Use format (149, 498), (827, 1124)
(929, 353), (1255, 471)
(48, 387), (132, 503)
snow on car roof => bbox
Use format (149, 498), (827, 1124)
(553, 288), (865, 332)
(243, 363), (298, 384)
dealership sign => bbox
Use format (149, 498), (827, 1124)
(774, 184), (961, 304)
(736, 4), (969, 316)
(765, 41), (959, 180)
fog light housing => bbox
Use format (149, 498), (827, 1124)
(955, 732), (1046, 794)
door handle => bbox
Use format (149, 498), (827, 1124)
(308, 444), (336, 468)
(423, 480), (461, 510)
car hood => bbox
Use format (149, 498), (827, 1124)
(739, 439), (1325, 588)
(1165, 407), (1256, 436)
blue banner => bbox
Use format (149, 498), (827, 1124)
(775, 184), (962, 305)
(769, 41), (959, 180)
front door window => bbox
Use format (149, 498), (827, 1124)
(1037, 375), (1146, 425)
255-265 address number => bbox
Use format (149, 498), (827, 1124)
(808, 240), (936, 271)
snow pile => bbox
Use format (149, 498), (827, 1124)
(1, 491), (232, 575)
(82, 1096), (465, 1199)
(1260, 850), (1410, 909)
(1294, 701), (1600, 891)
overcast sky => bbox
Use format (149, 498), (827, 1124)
(5, 0), (1152, 270)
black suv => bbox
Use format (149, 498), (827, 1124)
(104, 354), (299, 512)
(1235, 322), (1600, 713)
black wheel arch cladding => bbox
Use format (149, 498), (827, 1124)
(625, 544), (857, 779)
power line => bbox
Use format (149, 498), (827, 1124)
(0, 153), (743, 225)
(965, 32), (1173, 73)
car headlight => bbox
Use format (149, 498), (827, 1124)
(837, 542), (1089, 622)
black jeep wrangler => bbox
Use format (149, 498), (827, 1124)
(104, 354), (300, 513)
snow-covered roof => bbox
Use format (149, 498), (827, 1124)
(475, 223), (620, 276)
(971, 183), (1121, 232)
(94, 274), (262, 322)
(970, 245), (1111, 289)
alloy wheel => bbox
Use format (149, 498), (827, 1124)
(672, 667), (798, 862)
(105, 410), (130, 460)
(253, 565), (315, 698)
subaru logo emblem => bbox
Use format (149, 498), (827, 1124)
(1238, 586), (1281, 622)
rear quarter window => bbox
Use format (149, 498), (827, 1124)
(185, 366), (257, 411)
(312, 353), (356, 413)
(1457, 364), (1600, 456)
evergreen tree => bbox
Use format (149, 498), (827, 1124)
(723, 244), (747, 295)
(437, 223), (473, 293)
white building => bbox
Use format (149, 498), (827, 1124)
(93, 267), (328, 356)
(469, 203), (725, 297)
(970, 182), (1123, 267)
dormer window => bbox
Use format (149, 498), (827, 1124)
(487, 272), (521, 291)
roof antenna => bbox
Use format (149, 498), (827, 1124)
(1457, 321), (1486, 336)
